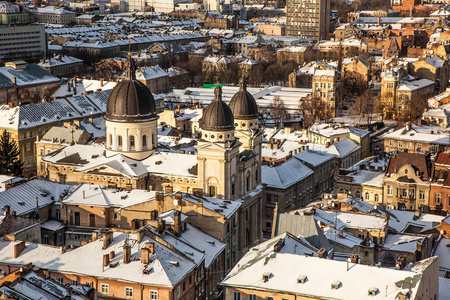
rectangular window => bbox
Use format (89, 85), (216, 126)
(417, 144), (422, 151)
(101, 284), (109, 295)
(273, 195), (278, 203)
(57, 277), (63, 284)
(71, 280), (78, 285)
(177, 286), (180, 297)
(436, 193), (442, 204)
(387, 186), (393, 196)
(398, 141), (403, 148)
(249, 295), (257, 300)
(419, 190), (425, 200)
(234, 292), (241, 300)
(407, 143), (412, 149)
(125, 287), (133, 298)
(43, 235), (49, 244)
(56, 209), (61, 220)
(389, 140), (393, 147)
(150, 291), (158, 300)
(267, 297), (274, 300)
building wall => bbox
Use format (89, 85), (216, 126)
(0, 24), (46, 63)
(383, 164), (431, 212)
(286, 0), (330, 41)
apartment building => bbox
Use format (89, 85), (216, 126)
(0, 24), (46, 62)
(286, 0), (330, 41)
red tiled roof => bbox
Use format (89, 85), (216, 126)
(386, 152), (430, 180)
(435, 153), (450, 166)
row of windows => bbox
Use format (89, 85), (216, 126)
(99, 283), (159, 298)
(234, 292), (287, 300)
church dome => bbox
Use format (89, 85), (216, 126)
(229, 78), (258, 120)
(202, 85), (234, 131)
(105, 56), (157, 122)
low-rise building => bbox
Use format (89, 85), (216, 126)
(30, 6), (76, 25)
(38, 55), (84, 78)
(221, 241), (439, 300)
(262, 158), (314, 237)
(294, 150), (336, 199)
(383, 152), (431, 212)
(0, 230), (199, 300)
(312, 69), (341, 117)
(308, 122), (371, 158)
(430, 153), (450, 215)
(135, 65), (169, 94)
(383, 123), (450, 154)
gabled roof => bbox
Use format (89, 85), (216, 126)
(0, 232), (196, 287)
(386, 152), (430, 180)
(273, 213), (332, 250)
(0, 179), (73, 216)
(262, 158), (313, 189)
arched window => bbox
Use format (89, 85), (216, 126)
(356, 191), (361, 199)
(142, 135), (147, 149)
(130, 136), (135, 150)
(118, 135), (123, 149)
(209, 186), (216, 197)
(109, 134), (112, 146)
(374, 194), (379, 202)
(365, 192), (369, 200)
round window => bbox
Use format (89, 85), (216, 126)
(242, 123), (246, 127)
(249, 122), (253, 127)
(211, 135), (215, 138)
(219, 135), (223, 139)
(234, 123), (238, 127)
(204, 134), (208, 138)
(227, 134), (230, 138)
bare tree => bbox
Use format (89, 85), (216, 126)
(95, 59), (121, 80)
(398, 97), (427, 125)
(299, 95), (333, 127)
(349, 89), (375, 125)
(269, 96), (289, 127)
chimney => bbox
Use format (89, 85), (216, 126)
(274, 239), (285, 252)
(100, 78), (104, 87)
(145, 242), (155, 254)
(103, 254), (110, 266)
(141, 247), (150, 264)
(12, 77), (16, 85)
(14, 241), (26, 258)
(122, 243), (132, 264)
(110, 251), (115, 259)
(173, 211), (182, 236)
(137, 228), (145, 243)
(396, 256), (406, 269)
(11, 211), (16, 217)
(4, 205), (10, 215)
(103, 231), (113, 249)
(326, 142), (330, 148)
(92, 231), (99, 241)
(318, 248), (327, 259)
(156, 192), (164, 215)
(351, 254), (358, 264)
(158, 219), (166, 234)
(193, 188), (203, 198)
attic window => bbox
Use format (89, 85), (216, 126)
(262, 272), (271, 282)
(297, 275), (307, 284)
(331, 280), (341, 289)
(368, 287), (378, 296)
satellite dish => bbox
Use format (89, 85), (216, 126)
(173, 199), (178, 206)
(441, 230), (446, 235)
(67, 209), (72, 213)
(374, 205), (378, 210)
